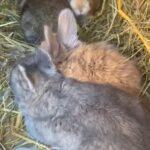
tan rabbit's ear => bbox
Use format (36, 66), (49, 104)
(57, 8), (81, 50)
(39, 25), (52, 52)
(39, 25), (59, 58)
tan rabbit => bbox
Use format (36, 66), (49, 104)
(40, 9), (141, 96)
(67, 0), (102, 16)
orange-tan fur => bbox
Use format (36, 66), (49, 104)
(40, 10), (141, 97)
(56, 42), (141, 96)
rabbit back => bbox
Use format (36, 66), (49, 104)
(23, 81), (149, 150)
(58, 42), (141, 96)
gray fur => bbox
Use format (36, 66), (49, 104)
(20, 0), (70, 44)
(14, 147), (38, 150)
(10, 48), (150, 150)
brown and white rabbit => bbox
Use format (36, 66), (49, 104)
(20, 0), (70, 44)
(40, 9), (141, 96)
(10, 23), (150, 150)
(67, 0), (102, 16)
(20, 0), (102, 44)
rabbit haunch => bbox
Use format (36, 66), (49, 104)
(40, 9), (141, 96)
(10, 47), (150, 150)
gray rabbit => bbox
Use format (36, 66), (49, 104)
(10, 44), (150, 150)
(11, 8), (150, 150)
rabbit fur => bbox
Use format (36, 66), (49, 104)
(67, 0), (102, 16)
(20, 0), (70, 44)
(20, 0), (103, 44)
(10, 11), (150, 150)
(10, 48), (150, 150)
(40, 9), (141, 96)
(14, 147), (38, 150)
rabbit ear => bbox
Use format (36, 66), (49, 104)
(17, 65), (35, 92)
(57, 8), (81, 50)
(10, 64), (35, 101)
(39, 25), (59, 58)
(20, 0), (27, 9)
(39, 25), (52, 52)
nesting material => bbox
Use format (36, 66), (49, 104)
(0, 0), (150, 149)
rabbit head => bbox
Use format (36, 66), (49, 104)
(20, 0), (43, 43)
(21, 11), (42, 43)
(38, 8), (82, 63)
(67, 0), (101, 16)
(68, 0), (90, 16)
(10, 43), (57, 104)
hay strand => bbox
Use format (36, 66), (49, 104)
(116, 0), (150, 54)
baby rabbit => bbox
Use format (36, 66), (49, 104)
(67, 0), (102, 16)
(20, 0), (69, 44)
(20, 0), (102, 44)
(41, 9), (141, 96)
(10, 31), (150, 150)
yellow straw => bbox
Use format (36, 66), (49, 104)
(116, 0), (150, 54)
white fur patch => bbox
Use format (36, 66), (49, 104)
(18, 65), (35, 92)
(70, 0), (90, 15)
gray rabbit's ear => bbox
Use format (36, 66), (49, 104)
(17, 65), (35, 92)
(10, 64), (35, 99)
(58, 8), (81, 50)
